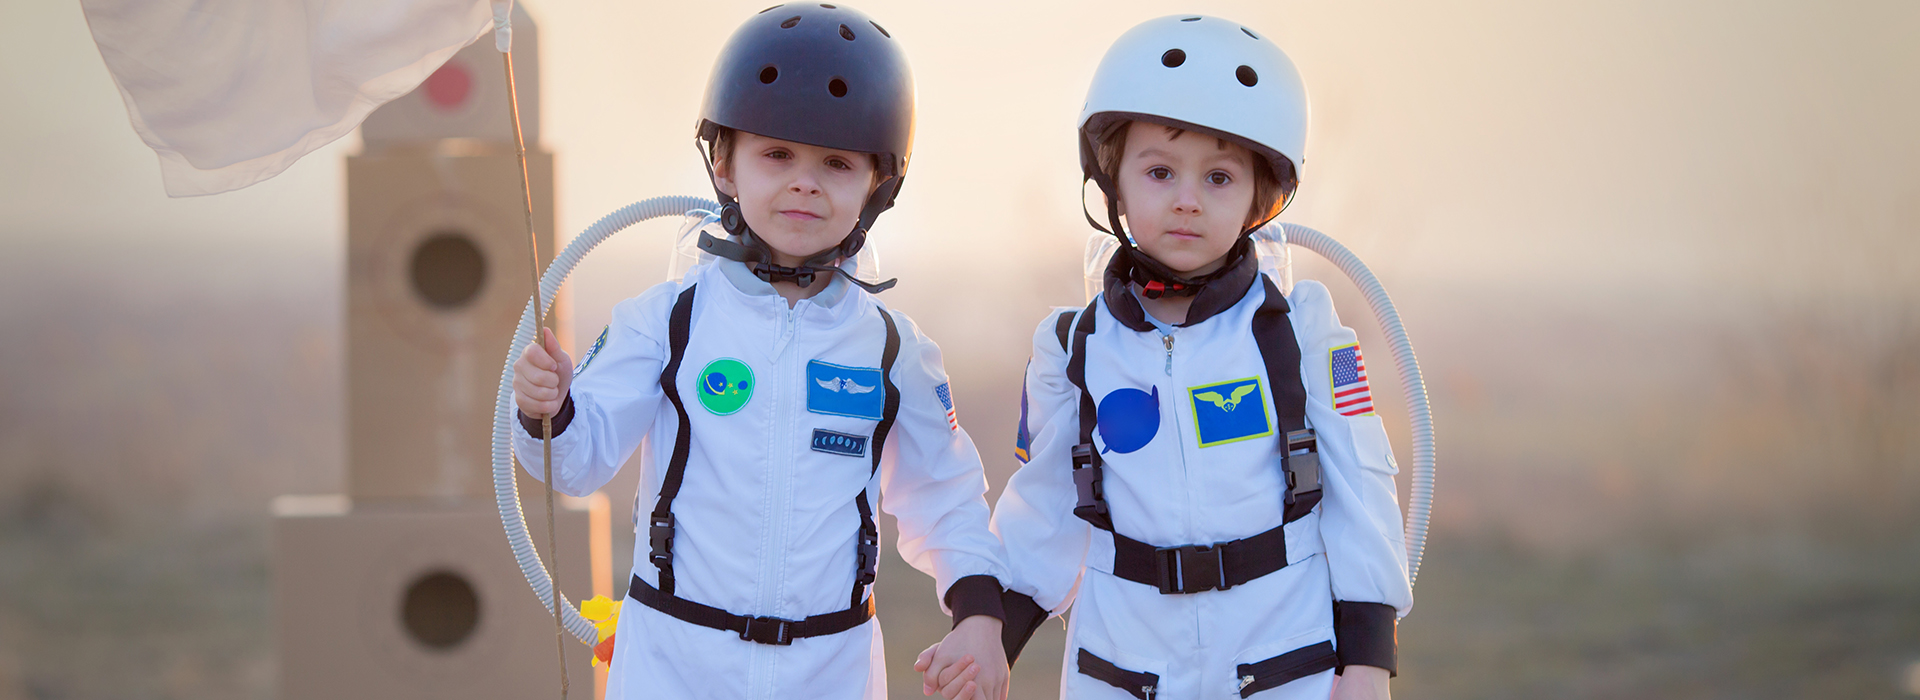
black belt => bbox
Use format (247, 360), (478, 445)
(628, 574), (873, 645)
(1110, 523), (1289, 595)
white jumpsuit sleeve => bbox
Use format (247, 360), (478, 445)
(511, 281), (679, 498)
(1287, 280), (1411, 672)
(876, 309), (1013, 615)
(989, 309), (1093, 614)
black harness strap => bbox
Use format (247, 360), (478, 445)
(1053, 308), (1076, 353)
(640, 285), (900, 643)
(1251, 277), (1323, 522)
(1064, 276), (1321, 595)
(851, 308), (902, 608)
(1063, 299), (1111, 532)
(649, 285), (699, 597)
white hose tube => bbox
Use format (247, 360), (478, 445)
(492, 196), (719, 645)
(1270, 223), (1435, 585)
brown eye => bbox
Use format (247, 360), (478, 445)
(1148, 166), (1173, 180)
(1208, 171), (1233, 186)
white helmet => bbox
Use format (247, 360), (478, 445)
(1079, 14), (1308, 228)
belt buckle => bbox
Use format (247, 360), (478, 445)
(741, 615), (797, 646)
(1155, 544), (1226, 594)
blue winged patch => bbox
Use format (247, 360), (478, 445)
(1188, 376), (1272, 447)
(807, 360), (885, 420)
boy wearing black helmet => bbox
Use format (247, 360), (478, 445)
(510, 5), (1011, 699)
(953, 15), (1410, 700)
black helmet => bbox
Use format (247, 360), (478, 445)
(692, 4), (914, 290)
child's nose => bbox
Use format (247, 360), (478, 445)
(789, 172), (822, 196)
(1173, 184), (1203, 215)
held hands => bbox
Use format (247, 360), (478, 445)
(514, 327), (574, 418)
(1330, 665), (1390, 700)
(913, 616), (1008, 700)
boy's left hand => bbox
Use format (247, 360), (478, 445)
(1329, 665), (1390, 700)
(915, 616), (1007, 700)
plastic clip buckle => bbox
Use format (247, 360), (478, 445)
(1283, 429), (1321, 505)
(855, 527), (880, 588)
(1156, 544), (1227, 594)
(1071, 443), (1107, 517)
(740, 615), (796, 645)
(648, 514), (675, 567)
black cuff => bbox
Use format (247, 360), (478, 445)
(517, 393), (575, 439)
(999, 590), (1047, 666)
(944, 575), (1006, 628)
(1333, 601), (1398, 677)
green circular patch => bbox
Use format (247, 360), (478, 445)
(696, 358), (755, 415)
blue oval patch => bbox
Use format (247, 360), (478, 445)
(1097, 386), (1160, 454)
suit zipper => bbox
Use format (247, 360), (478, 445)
(1161, 332), (1174, 376)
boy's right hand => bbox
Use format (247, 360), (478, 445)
(514, 327), (574, 418)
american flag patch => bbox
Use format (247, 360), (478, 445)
(1329, 343), (1376, 417)
(935, 382), (959, 431)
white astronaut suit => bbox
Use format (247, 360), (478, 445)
(512, 215), (1010, 700)
(992, 249), (1412, 699)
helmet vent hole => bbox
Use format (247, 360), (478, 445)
(1161, 49), (1186, 68)
(870, 20), (890, 37)
(1181, 16), (1201, 22)
(1236, 65), (1259, 86)
(1242, 27), (1259, 39)
(839, 24), (856, 40)
(820, 3), (836, 7)
(780, 16), (802, 29)
(828, 78), (848, 97)
(759, 66), (779, 84)
(759, 4), (782, 13)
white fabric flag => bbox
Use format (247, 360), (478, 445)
(81, 0), (506, 197)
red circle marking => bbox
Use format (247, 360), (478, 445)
(423, 60), (472, 111)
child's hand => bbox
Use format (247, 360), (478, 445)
(915, 616), (1007, 700)
(913, 643), (981, 700)
(514, 327), (574, 418)
(1329, 665), (1390, 700)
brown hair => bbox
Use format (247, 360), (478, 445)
(708, 126), (882, 174)
(1093, 120), (1292, 227)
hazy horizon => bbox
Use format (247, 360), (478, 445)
(4, 1), (1918, 698)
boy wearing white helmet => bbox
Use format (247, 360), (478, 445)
(510, 5), (1012, 699)
(929, 14), (1411, 700)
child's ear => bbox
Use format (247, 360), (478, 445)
(711, 155), (739, 199)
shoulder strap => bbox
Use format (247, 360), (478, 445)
(649, 285), (700, 596)
(1250, 276), (1322, 522)
(1053, 308), (1076, 353)
(1063, 299), (1113, 531)
(850, 308), (902, 607)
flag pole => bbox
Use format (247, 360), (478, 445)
(501, 44), (569, 700)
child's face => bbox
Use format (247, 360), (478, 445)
(1113, 121), (1259, 277)
(714, 131), (879, 267)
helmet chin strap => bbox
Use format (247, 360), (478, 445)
(694, 139), (899, 294)
(1077, 129), (1276, 300)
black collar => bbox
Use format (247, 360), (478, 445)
(1101, 239), (1261, 332)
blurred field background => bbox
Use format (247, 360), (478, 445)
(4, 0), (1919, 698)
